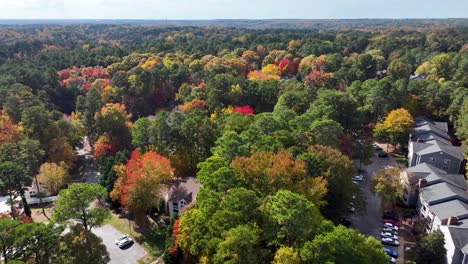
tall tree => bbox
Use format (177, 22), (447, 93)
(53, 184), (110, 231)
(0, 162), (27, 219)
(374, 108), (413, 149)
(372, 167), (403, 204)
(261, 190), (322, 248)
(213, 224), (261, 264)
(59, 224), (110, 264)
(415, 230), (446, 264)
(37, 162), (69, 195)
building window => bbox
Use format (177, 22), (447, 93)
(172, 202), (179, 214)
(422, 205), (427, 212)
(180, 200), (187, 209)
(444, 159), (451, 164)
(429, 157), (435, 162)
(443, 165), (449, 171)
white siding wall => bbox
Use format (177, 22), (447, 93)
(440, 225), (457, 264)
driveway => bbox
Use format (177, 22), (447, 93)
(350, 149), (398, 238)
(93, 224), (147, 264)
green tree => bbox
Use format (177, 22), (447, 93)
(308, 119), (343, 147)
(53, 184), (111, 231)
(300, 225), (388, 264)
(131, 117), (152, 151)
(0, 161), (27, 219)
(59, 224), (110, 264)
(415, 230), (446, 264)
(213, 224), (261, 264)
(273, 247), (301, 264)
(261, 190), (321, 248)
(0, 218), (20, 264)
(12, 223), (62, 264)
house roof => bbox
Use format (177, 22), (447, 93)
(430, 200), (468, 221)
(420, 182), (468, 206)
(407, 162), (446, 175)
(413, 116), (449, 133)
(167, 177), (201, 204)
(448, 227), (468, 251)
(411, 140), (464, 161)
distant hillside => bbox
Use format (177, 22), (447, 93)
(0, 18), (468, 30)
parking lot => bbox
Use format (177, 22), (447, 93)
(93, 225), (147, 264)
(350, 147), (403, 262)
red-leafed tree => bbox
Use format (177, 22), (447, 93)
(112, 150), (174, 214)
(278, 59), (296, 75)
(232, 105), (255, 116)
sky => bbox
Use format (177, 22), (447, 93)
(0, 0), (466, 20)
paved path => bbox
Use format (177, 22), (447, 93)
(93, 224), (147, 264)
(351, 148), (398, 238)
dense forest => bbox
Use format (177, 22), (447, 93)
(0, 23), (467, 263)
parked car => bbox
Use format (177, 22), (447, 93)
(115, 234), (133, 248)
(348, 205), (355, 213)
(340, 218), (352, 227)
(381, 237), (399, 246)
(382, 227), (396, 232)
(383, 223), (399, 231)
(378, 151), (388, 158)
(373, 143), (383, 151)
(388, 257), (397, 264)
(381, 232), (399, 240)
(384, 248), (398, 258)
(383, 219), (400, 226)
(383, 211), (399, 221)
(352, 175), (364, 182)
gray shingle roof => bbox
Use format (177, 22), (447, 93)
(420, 182), (468, 205)
(412, 140), (464, 160)
(168, 177), (201, 204)
(406, 163), (466, 188)
(449, 227), (468, 251)
(430, 200), (468, 221)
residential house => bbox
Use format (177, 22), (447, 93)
(440, 225), (468, 264)
(408, 117), (464, 174)
(401, 163), (465, 207)
(165, 177), (201, 217)
(409, 73), (426, 81)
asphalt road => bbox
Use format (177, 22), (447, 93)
(351, 150), (398, 239)
(93, 224), (147, 264)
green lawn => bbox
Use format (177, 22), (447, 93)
(104, 214), (166, 263)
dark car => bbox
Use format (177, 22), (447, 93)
(340, 218), (352, 227)
(383, 211), (399, 221)
(378, 151), (388, 158)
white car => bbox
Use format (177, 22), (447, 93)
(115, 234), (133, 248)
(384, 223), (399, 231)
(352, 175), (364, 182)
(381, 232), (399, 240)
(389, 257), (396, 263)
(382, 227), (396, 233)
(381, 237), (399, 246)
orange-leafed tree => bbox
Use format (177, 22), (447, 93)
(113, 150), (174, 213)
(374, 108), (414, 149)
(0, 114), (21, 145)
(304, 70), (334, 89)
(231, 149), (327, 207)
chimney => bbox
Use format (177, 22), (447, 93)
(448, 216), (459, 226)
(418, 179), (428, 189)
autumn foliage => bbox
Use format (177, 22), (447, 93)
(232, 105), (255, 116)
(112, 150), (174, 210)
(247, 70), (281, 81)
(180, 99), (206, 113)
(278, 59), (296, 75)
(0, 114), (21, 145)
(305, 70), (334, 89)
